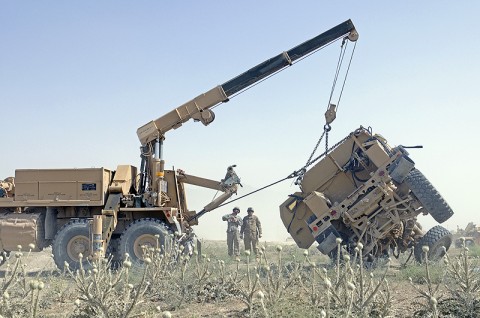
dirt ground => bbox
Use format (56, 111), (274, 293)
(0, 247), (57, 277)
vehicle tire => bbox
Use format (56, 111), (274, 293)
(52, 219), (91, 270)
(404, 169), (454, 223)
(118, 218), (172, 269)
(414, 225), (452, 263)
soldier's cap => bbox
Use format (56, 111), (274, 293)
(247, 207), (254, 212)
(233, 207), (240, 212)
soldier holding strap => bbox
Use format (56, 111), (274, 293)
(222, 207), (243, 257)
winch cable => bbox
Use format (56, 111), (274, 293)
(335, 40), (357, 112)
(212, 133), (352, 211)
(205, 38), (356, 212)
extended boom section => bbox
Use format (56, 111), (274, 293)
(136, 19), (358, 145)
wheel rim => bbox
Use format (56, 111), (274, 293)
(66, 235), (90, 262)
(133, 234), (157, 260)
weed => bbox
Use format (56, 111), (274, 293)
(409, 246), (445, 318)
(1, 239), (477, 317)
(440, 242), (480, 317)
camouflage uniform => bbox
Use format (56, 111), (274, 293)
(222, 208), (243, 257)
(240, 207), (262, 255)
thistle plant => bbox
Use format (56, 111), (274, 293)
(236, 249), (262, 315)
(300, 240), (392, 318)
(409, 245), (444, 318)
(442, 239), (480, 316)
(256, 244), (301, 309)
(67, 253), (149, 318)
(0, 245), (45, 318)
(6, 239), (477, 317)
(144, 236), (216, 310)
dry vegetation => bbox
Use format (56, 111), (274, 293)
(1, 239), (480, 318)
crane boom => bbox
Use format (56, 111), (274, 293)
(137, 19), (358, 145)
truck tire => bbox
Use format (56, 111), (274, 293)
(404, 169), (454, 223)
(414, 225), (452, 263)
(52, 219), (91, 270)
(118, 218), (172, 269)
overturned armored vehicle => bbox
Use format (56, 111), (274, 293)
(281, 126), (454, 262)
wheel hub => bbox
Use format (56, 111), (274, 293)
(133, 234), (157, 259)
(67, 235), (90, 262)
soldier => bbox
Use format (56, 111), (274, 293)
(222, 207), (243, 257)
(240, 207), (262, 256)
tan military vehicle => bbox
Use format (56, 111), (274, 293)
(454, 222), (480, 248)
(0, 20), (360, 269)
(280, 127), (454, 263)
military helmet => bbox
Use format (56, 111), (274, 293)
(233, 207), (240, 213)
(247, 207), (254, 212)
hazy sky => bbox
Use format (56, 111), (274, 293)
(1, 2), (479, 242)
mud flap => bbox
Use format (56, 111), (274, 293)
(315, 225), (341, 254)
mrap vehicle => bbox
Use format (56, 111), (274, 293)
(280, 126), (453, 262)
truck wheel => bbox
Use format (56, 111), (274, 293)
(404, 169), (454, 223)
(118, 218), (172, 269)
(52, 219), (91, 270)
(414, 225), (452, 263)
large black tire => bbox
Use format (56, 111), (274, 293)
(404, 169), (453, 223)
(414, 225), (452, 263)
(52, 219), (91, 270)
(118, 218), (172, 269)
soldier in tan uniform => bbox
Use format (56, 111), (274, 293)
(222, 207), (243, 257)
(240, 207), (262, 255)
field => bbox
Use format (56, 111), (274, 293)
(1, 240), (480, 318)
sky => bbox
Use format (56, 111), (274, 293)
(1, 2), (479, 242)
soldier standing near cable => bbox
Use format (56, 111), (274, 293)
(222, 207), (243, 257)
(240, 207), (262, 256)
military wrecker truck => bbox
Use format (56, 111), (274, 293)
(0, 20), (359, 269)
(0, 19), (453, 269)
(454, 222), (480, 248)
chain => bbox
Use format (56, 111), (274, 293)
(305, 132), (352, 170)
(325, 124), (330, 154)
(304, 130), (326, 168)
